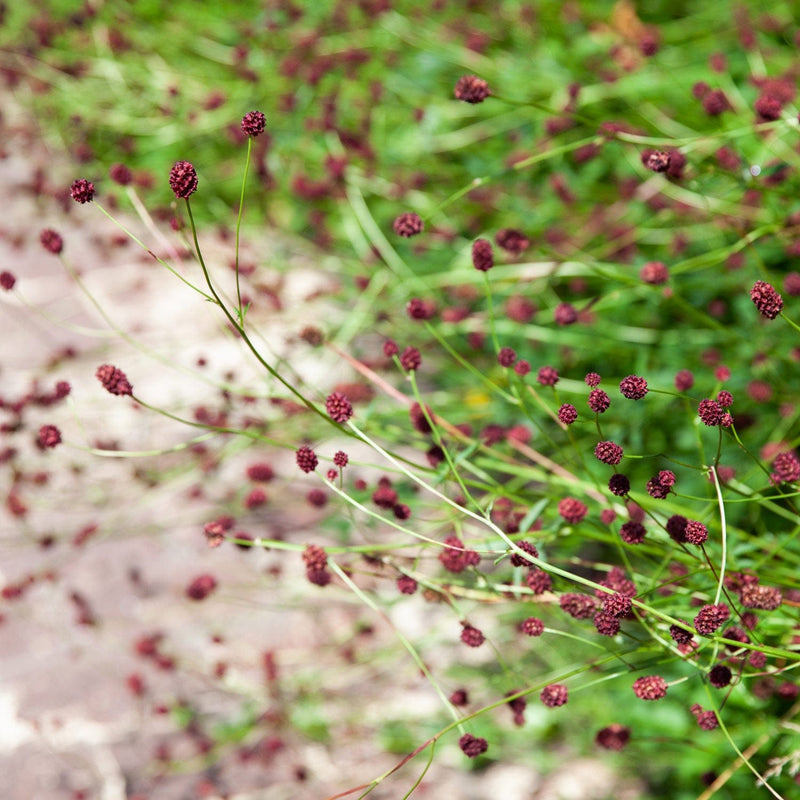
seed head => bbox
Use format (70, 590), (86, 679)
(588, 388), (610, 413)
(557, 497), (588, 524)
(521, 616), (544, 636)
(537, 366), (559, 386)
(241, 110), (267, 137)
(559, 592), (597, 620)
(509, 540), (538, 567)
(740, 583), (782, 610)
(460, 623), (485, 647)
(497, 347), (516, 367)
(593, 611), (621, 636)
(694, 603), (730, 635)
(540, 684), (568, 707)
(495, 228), (529, 255)
(674, 369), (694, 391)
(619, 521), (646, 544)
(296, 445), (318, 473)
(608, 474), (630, 496)
(454, 75), (490, 104)
(169, 161), (198, 199)
(640, 261), (669, 284)
(246, 462), (275, 482)
(38, 424), (62, 449)
(755, 94), (782, 121)
(383, 339), (399, 358)
(553, 302), (578, 325)
(409, 402), (433, 433)
(333, 450), (349, 468)
(685, 520), (708, 545)
(0, 271), (16, 291)
(459, 733), (488, 758)
(669, 622), (693, 645)
(708, 664), (732, 688)
(558, 403), (577, 425)
(325, 391), (353, 423)
(471, 238), (494, 271)
(95, 364), (133, 396)
(602, 592), (632, 618)
(186, 574), (217, 601)
(526, 569), (552, 595)
(400, 346), (421, 372)
(691, 705), (719, 730)
(642, 150), (670, 172)
(40, 229), (64, 254)
(392, 212), (424, 237)
(716, 390), (734, 408)
(595, 440), (623, 465)
(396, 575), (417, 595)
(698, 398), (725, 426)
(666, 514), (688, 543)
(70, 178), (95, 203)
(109, 163), (133, 185)
(302, 544), (328, 571)
(646, 470), (676, 499)
(407, 297), (436, 319)
(595, 724), (630, 750)
(619, 375), (648, 400)
(632, 675), (667, 700)
(703, 89), (730, 116)
(585, 372), (601, 387)
(750, 280), (783, 319)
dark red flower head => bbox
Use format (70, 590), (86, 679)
(296, 445), (318, 473)
(750, 280), (783, 319)
(619, 375), (648, 400)
(40, 229), (64, 254)
(459, 733), (488, 757)
(642, 150), (670, 172)
(186, 574), (217, 600)
(109, 163), (133, 186)
(0, 271), (15, 291)
(595, 724), (630, 750)
(95, 364), (133, 396)
(393, 212), (423, 237)
(241, 110), (267, 137)
(595, 440), (623, 465)
(540, 684), (568, 707)
(169, 161), (198, 199)
(38, 424), (62, 449)
(70, 178), (95, 203)
(471, 238), (494, 271)
(325, 391), (353, 423)
(454, 75), (490, 104)
(632, 675), (667, 700)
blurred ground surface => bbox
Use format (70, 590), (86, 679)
(0, 91), (639, 800)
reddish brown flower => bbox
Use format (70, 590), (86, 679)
(109, 163), (133, 185)
(471, 238), (494, 271)
(396, 575), (417, 595)
(95, 364), (133, 396)
(642, 150), (670, 172)
(392, 212), (423, 237)
(739, 583), (782, 610)
(325, 391), (353, 423)
(755, 94), (782, 121)
(459, 733), (488, 757)
(40, 229), (64, 254)
(558, 403), (578, 425)
(694, 603), (730, 635)
(38, 425), (62, 449)
(296, 445), (318, 473)
(540, 684), (568, 707)
(619, 375), (648, 400)
(595, 724), (630, 750)
(186, 574), (217, 600)
(537, 366), (559, 386)
(559, 593), (597, 619)
(521, 616), (544, 636)
(588, 388), (610, 413)
(495, 228), (529, 255)
(0, 271), (16, 291)
(169, 161), (198, 199)
(595, 441), (623, 465)
(241, 110), (267, 137)
(558, 497), (588, 524)
(509, 540), (538, 567)
(460, 623), (485, 647)
(619, 521), (646, 544)
(640, 261), (669, 284)
(708, 664), (732, 688)
(70, 178), (95, 203)
(553, 302), (578, 325)
(526, 569), (552, 595)
(454, 75), (490, 104)
(632, 675), (667, 700)
(698, 398), (725, 426)
(685, 520), (708, 545)
(750, 280), (783, 319)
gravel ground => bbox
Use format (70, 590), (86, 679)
(0, 91), (642, 800)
